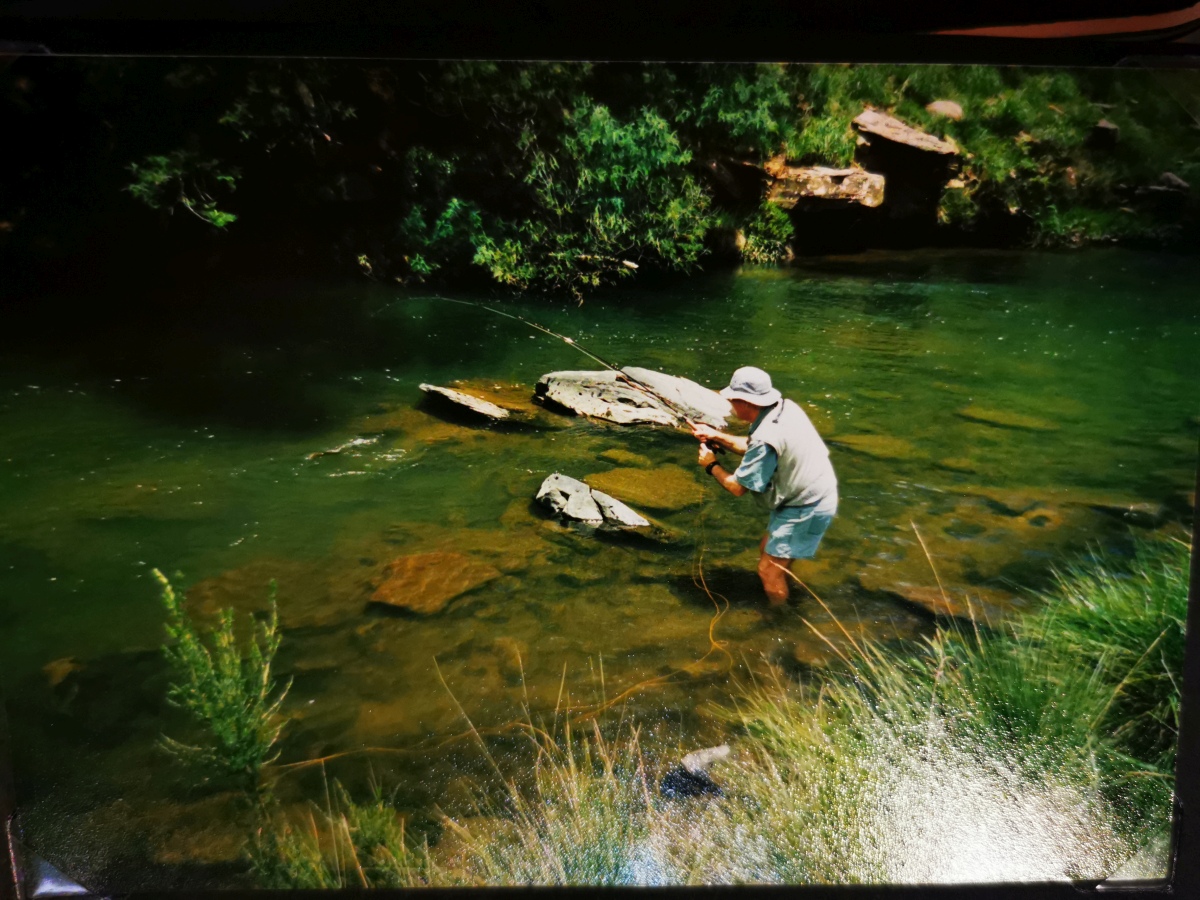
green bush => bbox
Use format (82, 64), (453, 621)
(741, 202), (795, 264)
(126, 151), (240, 228)
(155, 568), (291, 792)
(472, 102), (715, 301)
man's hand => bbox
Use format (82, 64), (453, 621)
(698, 443), (717, 469)
(690, 422), (721, 445)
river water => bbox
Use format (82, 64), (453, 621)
(1, 249), (1197, 889)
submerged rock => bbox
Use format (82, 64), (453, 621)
(43, 657), (84, 688)
(956, 405), (1059, 432)
(418, 383), (510, 420)
(829, 433), (925, 461)
(1079, 500), (1170, 529)
(305, 436), (380, 460)
(370, 552), (501, 615)
(599, 447), (653, 467)
(585, 465), (705, 513)
(535, 473), (650, 529)
(859, 570), (1018, 623)
(535, 367), (731, 427)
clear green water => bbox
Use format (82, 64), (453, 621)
(1, 249), (1197, 889)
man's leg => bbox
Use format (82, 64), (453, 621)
(758, 534), (793, 607)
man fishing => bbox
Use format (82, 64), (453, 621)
(692, 367), (838, 608)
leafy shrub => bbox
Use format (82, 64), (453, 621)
(126, 151), (240, 227)
(473, 102), (715, 300)
(740, 201), (795, 264)
(155, 568), (291, 792)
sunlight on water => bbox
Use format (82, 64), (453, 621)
(864, 732), (1127, 883)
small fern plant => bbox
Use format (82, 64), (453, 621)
(154, 568), (292, 792)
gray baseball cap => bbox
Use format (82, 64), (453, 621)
(719, 366), (782, 406)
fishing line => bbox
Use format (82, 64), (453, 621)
(404, 293), (725, 452)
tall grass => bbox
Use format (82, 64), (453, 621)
(1026, 536), (1190, 774)
(155, 568), (292, 793)
(248, 779), (437, 888)
(249, 535), (1188, 885)
(445, 718), (660, 885)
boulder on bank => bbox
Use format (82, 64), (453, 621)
(535, 473), (650, 529)
(925, 99), (964, 121)
(535, 367), (731, 427)
(853, 109), (959, 157)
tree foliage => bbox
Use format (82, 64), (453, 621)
(6, 58), (1198, 301)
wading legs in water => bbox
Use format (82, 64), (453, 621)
(758, 534), (794, 607)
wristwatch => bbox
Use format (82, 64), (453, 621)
(706, 461), (720, 476)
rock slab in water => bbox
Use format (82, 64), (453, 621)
(370, 552), (501, 614)
(418, 384), (510, 420)
(535, 473), (650, 529)
(535, 367), (731, 427)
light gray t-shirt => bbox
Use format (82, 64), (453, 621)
(733, 399), (838, 514)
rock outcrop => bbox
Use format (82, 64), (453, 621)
(765, 163), (885, 210)
(535, 473), (650, 529)
(853, 109), (959, 157)
(535, 367), (731, 427)
(852, 108), (961, 226)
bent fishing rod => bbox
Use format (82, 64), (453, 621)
(409, 295), (725, 452)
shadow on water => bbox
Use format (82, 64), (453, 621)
(1, 279), (533, 435)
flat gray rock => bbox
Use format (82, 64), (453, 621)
(535, 367), (731, 427)
(535, 473), (650, 529)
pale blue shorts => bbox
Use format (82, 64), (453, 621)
(764, 504), (836, 560)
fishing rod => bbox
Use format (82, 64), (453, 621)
(411, 295), (725, 452)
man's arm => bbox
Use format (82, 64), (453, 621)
(698, 439), (776, 499)
(707, 460), (749, 497)
(690, 422), (748, 455)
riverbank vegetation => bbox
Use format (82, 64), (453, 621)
(156, 569), (291, 794)
(231, 534), (1187, 885)
(5, 60), (1199, 305)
